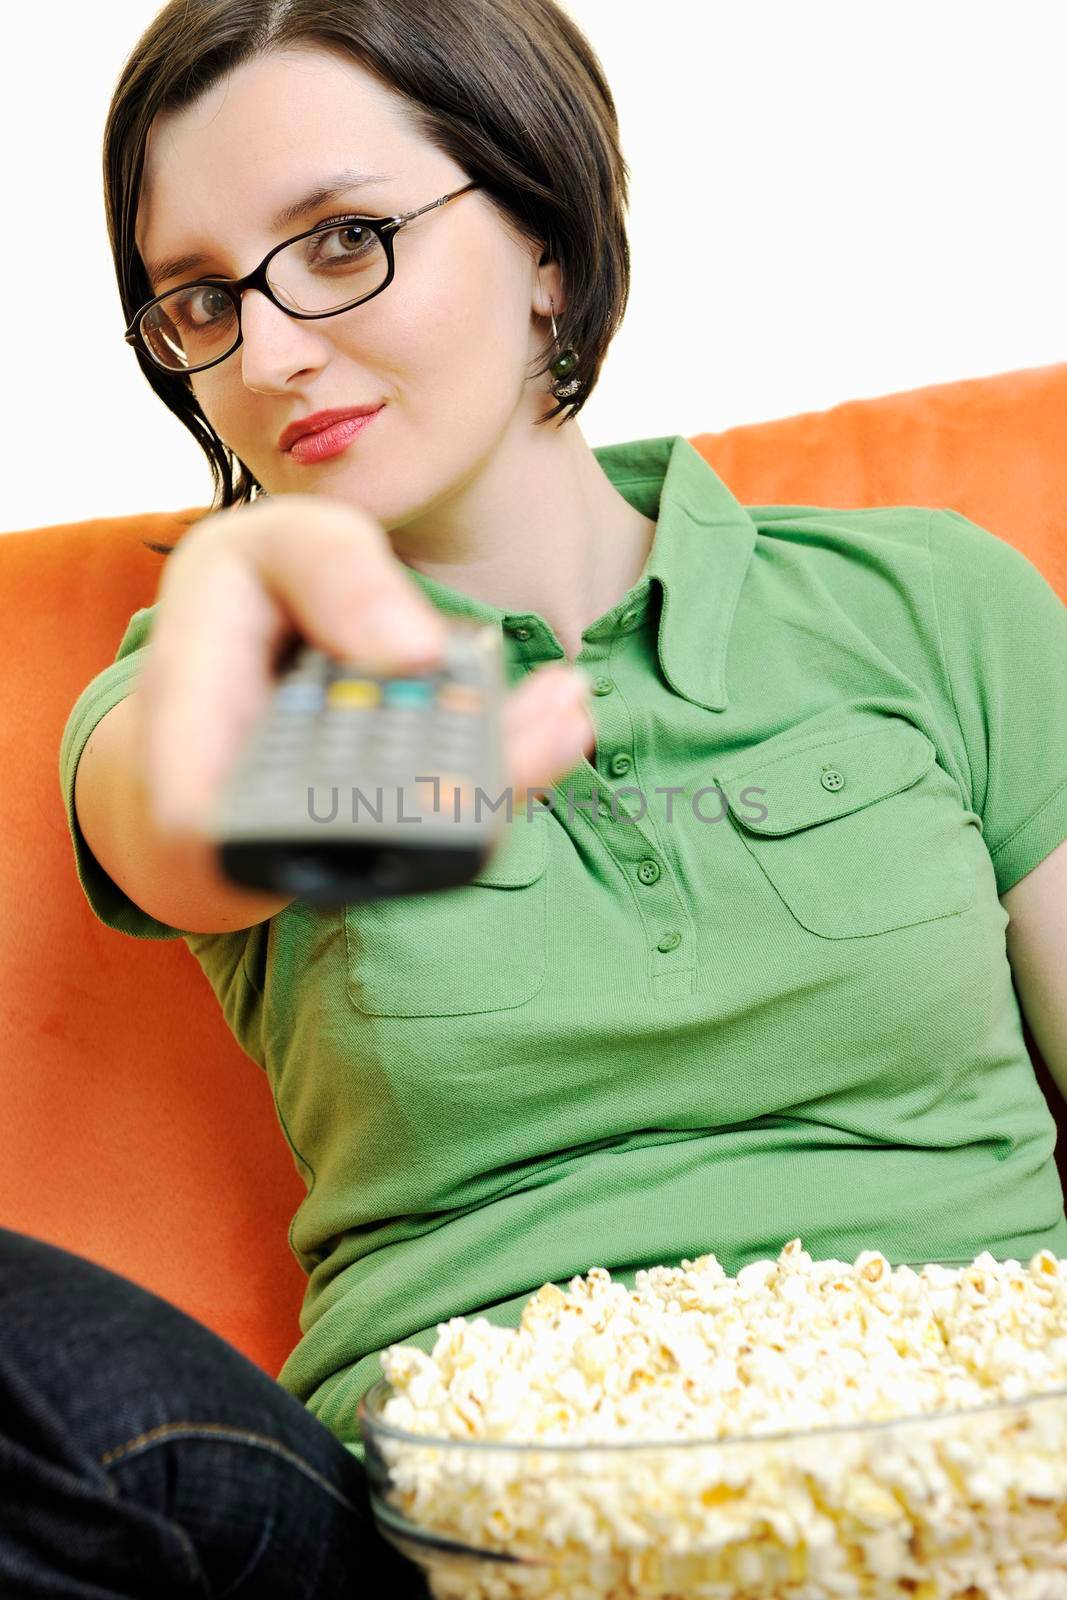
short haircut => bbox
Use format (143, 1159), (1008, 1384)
(103, 0), (633, 529)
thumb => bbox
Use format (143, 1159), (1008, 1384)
(502, 666), (595, 804)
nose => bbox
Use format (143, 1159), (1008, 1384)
(236, 286), (329, 386)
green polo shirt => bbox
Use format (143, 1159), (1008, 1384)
(59, 434), (1067, 1467)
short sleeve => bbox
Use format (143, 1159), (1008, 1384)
(58, 601), (196, 940)
(928, 507), (1067, 897)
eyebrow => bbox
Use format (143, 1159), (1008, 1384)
(143, 169), (395, 289)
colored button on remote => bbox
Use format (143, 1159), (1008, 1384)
(382, 680), (435, 707)
(326, 679), (381, 708)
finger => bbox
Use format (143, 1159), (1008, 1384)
(502, 667), (596, 802)
(235, 496), (449, 673)
(138, 543), (287, 839)
(138, 500), (449, 837)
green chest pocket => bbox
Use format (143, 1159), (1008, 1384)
(345, 810), (548, 1015)
(712, 717), (975, 939)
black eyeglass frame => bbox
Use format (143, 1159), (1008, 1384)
(124, 180), (482, 376)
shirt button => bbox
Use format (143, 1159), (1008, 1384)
(657, 930), (682, 952)
(609, 752), (632, 777)
(637, 859), (661, 885)
(619, 607), (640, 630)
(821, 768), (845, 792)
(592, 676), (614, 696)
(509, 625), (532, 642)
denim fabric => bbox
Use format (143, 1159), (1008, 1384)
(0, 1227), (429, 1597)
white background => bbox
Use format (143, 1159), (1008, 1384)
(3, 1), (1063, 531)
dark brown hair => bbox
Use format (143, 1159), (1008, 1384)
(102, 0), (633, 554)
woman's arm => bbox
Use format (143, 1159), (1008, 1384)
(1001, 834), (1067, 1100)
(75, 690), (295, 933)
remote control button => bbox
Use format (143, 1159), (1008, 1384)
(327, 680), (381, 708)
(274, 682), (325, 711)
(437, 684), (484, 713)
(382, 680), (435, 707)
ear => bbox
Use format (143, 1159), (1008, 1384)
(533, 252), (564, 320)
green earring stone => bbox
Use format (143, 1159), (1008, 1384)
(550, 350), (577, 379)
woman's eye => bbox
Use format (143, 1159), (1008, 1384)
(184, 285), (232, 325)
(323, 224), (365, 253)
(307, 221), (378, 267)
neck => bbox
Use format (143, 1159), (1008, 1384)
(388, 416), (657, 665)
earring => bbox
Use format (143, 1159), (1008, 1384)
(548, 299), (582, 400)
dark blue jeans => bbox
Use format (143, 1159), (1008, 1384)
(0, 1227), (429, 1597)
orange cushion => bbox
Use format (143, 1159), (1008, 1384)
(3, 359), (1064, 1377)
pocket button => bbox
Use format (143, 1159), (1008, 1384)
(713, 719), (975, 938)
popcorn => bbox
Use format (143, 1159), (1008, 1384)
(372, 1240), (1067, 1598)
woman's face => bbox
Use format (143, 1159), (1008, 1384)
(134, 46), (560, 529)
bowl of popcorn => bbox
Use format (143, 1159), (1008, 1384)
(357, 1239), (1067, 1599)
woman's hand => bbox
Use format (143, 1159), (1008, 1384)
(135, 493), (595, 840)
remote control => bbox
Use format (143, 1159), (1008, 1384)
(206, 617), (510, 906)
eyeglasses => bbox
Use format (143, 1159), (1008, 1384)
(125, 180), (481, 376)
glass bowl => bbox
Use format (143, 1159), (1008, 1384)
(358, 1376), (1067, 1600)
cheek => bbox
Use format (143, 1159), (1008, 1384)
(187, 380), (252, 460)
(188, 373), (220, 416)
(391, 283), (534, 410)
(191, 361), (259, 415)
(377, 229), (531, 380)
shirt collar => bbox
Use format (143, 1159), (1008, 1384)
(402, 434), (757, 711)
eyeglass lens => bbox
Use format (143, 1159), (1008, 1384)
(138, 221), (389, 372)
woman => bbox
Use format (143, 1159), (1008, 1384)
(9, 0), (1067, 1594)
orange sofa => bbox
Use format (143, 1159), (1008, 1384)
(4, 360), (1066, 1382)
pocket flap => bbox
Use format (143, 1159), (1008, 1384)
(469, 810), (547, 886)
(713, 720), (936, 836)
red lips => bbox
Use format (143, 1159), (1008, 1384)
(278, 404), (384, 453)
